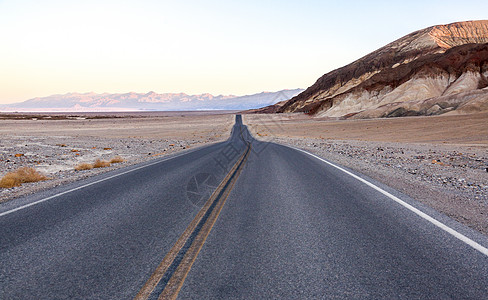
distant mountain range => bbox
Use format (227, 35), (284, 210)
(252, 20), (488, 118)
(0, 89), (303, 112)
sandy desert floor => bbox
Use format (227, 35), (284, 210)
(1, 111), (487, 235)
(0, 112), (234, 202)
(244, 112), (488, 234)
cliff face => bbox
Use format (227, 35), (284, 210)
(253, 20), (488, 118)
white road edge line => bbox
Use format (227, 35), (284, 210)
(0, 148), (200, 218)
(292, 147), (488, 257)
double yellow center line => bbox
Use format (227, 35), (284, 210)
(135, 143), (251, 300)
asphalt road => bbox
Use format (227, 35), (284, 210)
(1, 115), (488, 299)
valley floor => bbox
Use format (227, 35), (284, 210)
(244, 113), (488, 235)
(1, 111), (487, 235)
(0, 112), (234, 202)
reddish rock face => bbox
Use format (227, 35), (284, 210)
(253, 20), (488, 118)
(430, 21), (488, 49)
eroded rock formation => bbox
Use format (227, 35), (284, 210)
(429, 21), (488, 49)
(252, 20), (488, 118)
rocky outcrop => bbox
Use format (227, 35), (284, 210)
(252, 20), (488, 118)
(429, 21), (488, 49)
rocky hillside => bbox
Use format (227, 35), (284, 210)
(252, 20), (488, 118)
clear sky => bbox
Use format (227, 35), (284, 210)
(0, 0), (487, 104)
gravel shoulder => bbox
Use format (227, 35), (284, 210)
(244, 113), (488, 235)
(0, 112), (234, 203)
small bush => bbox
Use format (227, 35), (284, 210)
(110, 156), (125, 164)
(93, 159), (111, 168)
(74, 163), (93, 171)
(0, 167), (48, 188)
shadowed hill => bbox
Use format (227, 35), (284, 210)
(251, 20), (488, 119)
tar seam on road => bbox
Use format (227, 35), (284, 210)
(0, 147), (204, 218)
(135, 143), (251, 300)
(292, 146), (488, 257)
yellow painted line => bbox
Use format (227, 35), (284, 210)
(135, 144), (250, 300)
(160, 149), (249, 299)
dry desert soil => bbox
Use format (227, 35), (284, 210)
(244, 112), (488, 235)
(0, 111), (235, 202)
(1, 111), (487, 235)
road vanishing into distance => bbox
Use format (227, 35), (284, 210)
(1, 115), (488, 299)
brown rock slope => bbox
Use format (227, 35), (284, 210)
(252, 20), (488, 118)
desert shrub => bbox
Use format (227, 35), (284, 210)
(93, 159), (111, 168)
(74, 163), (93, 171)
(0, 167), (48, 188)
(110, 156), (125, 163)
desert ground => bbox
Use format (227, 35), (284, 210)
(0, 111), (235, 202)
(1, 111), (487, 234)
(244, 112), (488, 234)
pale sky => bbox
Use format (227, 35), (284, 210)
(0, 0), (487, 104)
